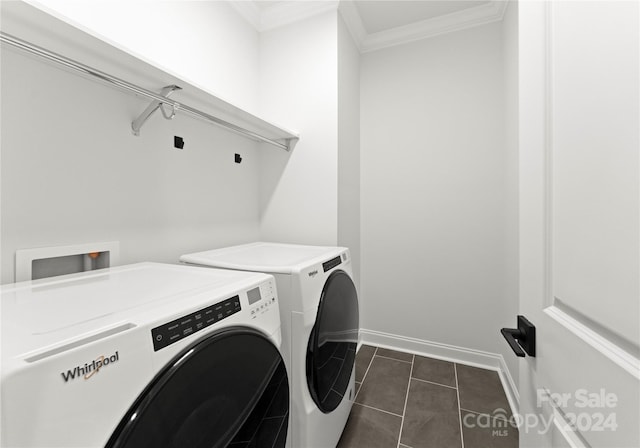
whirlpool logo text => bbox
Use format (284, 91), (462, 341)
(61, 351), (119, 383)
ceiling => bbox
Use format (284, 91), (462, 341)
(230, 0), (507, 52)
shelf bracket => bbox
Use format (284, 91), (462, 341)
(284, 137), (298, 152)
(131, 85), (182, 136)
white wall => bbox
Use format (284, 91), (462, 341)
(0, 1), (263, 283)
(337, 15), (361, 290)
(258, 12), (339, 245)
(27, 0), (260, 113)
(360, 22), (515, 359)
(501, 0), (520, 389)
(0, 48), (261, 283)
(38, 0), (345, 249)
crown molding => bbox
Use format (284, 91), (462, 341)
(337, 1), (365, 52)
(228, 0), (339, 33)
(357, 1), (509, 53)
(228, 1), (261, 30)
(260, 0), (340, 32)
(228, 0), (509, 52)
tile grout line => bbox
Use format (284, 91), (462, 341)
(354, 347), (377, 402)
(396, 354), (414, 448)
(410, 376), (457, 390)
(454, 363), (465, 448)
(353, 402), (404, 419)
(374, 354), (413, 364)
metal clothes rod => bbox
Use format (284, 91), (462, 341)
(0, 32), (293, 151)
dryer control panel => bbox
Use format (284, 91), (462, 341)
(322, 255), (342, 272)
(249, 282), (277, 319)
(151, 296), (241, 351)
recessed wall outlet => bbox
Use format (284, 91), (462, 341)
(15, 242), (120, 282)
(174, 136), (184, 149)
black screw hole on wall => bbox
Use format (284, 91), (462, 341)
(174, 136), (184, 149)
(235, 153), (242, 164)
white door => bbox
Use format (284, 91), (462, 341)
(517, 1), (639, 447)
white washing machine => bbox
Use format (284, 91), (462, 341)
(180, 242), (359, 448)
(1, 262), (289, 448)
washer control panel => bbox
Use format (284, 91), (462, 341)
(151, 295), (241, 351)
(249, 282), (276, 319)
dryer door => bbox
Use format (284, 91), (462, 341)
(306, 269), (359, 413)
(106, 327), (288, 448)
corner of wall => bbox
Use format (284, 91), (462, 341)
(337, 14), (362, 291)
(257, 11), (340, 246)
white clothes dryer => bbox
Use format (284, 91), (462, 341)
(180, 242), (359, 448)
(1, 262), (289, 448)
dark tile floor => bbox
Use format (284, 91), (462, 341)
(337, 345), (518, 448)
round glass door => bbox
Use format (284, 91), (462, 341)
(306, 270), (359, 413)
(106, 327), (288, 448)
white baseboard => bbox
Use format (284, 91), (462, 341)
(359, 328), (520, 416)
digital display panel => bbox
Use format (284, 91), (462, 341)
(247, 287), (262, 305)
(151, 296), (240, 351)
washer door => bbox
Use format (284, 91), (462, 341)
(106, 327), (288, 448)
(306, 269), (359, 413)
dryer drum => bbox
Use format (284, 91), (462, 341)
(106, 327), (289, 448)
(306, 269), (359, 413)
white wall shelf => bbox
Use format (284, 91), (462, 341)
(0, 1), (299, 151)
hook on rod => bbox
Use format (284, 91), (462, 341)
(159, 102), (178, 120)
(131, 85), (182, 135)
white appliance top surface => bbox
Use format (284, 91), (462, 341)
(1, 262), (270, 356)
(180, 242), (346, 274)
